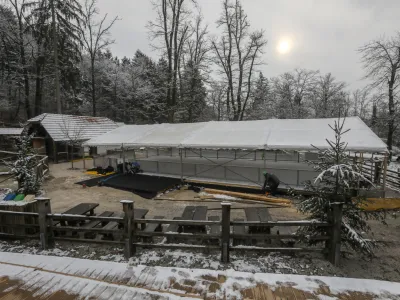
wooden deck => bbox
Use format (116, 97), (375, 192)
(0, 252), (399, 300)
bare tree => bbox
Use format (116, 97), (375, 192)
(359, 34), (400, 153)
(81, 0), (118, 117)
(271, 69), (318, 118)
(59, 116), (86, 169)
(212, 0), (267, 121)
(148, 0), (194, 122)
(311, 73), (347, 118)
(350, 89), (371, 120)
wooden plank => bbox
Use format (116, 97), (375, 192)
(166, 217), (183, 243)
(245, 207), (260, 234)
(233, 219), (247, 246)
(245, 207), (259, 222)
(63, 203), (99, 215)
(134, 219), (219, 225)
(208, 216), (220, 246)
(181, 206), (196, 220)
(231, 246), (325, 253)
(133, 243), (219, 250)
(192, 206), (207, 221)
(230, 220), (331, 227)
(142, 216), (165, 243)
(208, 216), (220, 235)
(143, 216), (165, 233)
(204, 188), (291, 204)
(80, 211), (114, 239)
(257, 208), (272, 222)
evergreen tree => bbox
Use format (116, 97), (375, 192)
(247, 72), (271, 120)
(8, 130), (42, 195)
(298, 118), (385, 256)
(27, 0), (83, 113)
(178, 60), (207, 123)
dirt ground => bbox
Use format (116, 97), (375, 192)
(1, 160), (400, 282)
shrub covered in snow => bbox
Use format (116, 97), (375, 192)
(6, 129), (42, 195)
(298, 118), (385, 256)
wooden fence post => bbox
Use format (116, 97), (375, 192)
(36, 197), (53, 250)
(121, 200), (135, 259)
(221, 202), (231, 263)
(329, 203), (343, 266)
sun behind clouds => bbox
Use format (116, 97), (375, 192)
(277, 38), (292, 55)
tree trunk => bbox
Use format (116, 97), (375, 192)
(91, 57), (96, 116)
(34, 61), (43, 116)
(18, 16), (31, 119)
(387, 80), (395, 154)
(51, 0), (61, 114)
(371, 103), (377, 129)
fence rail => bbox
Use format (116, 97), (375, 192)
(0, 199), (343, 266)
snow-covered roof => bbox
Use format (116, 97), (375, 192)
(84, 117), (388, 152)
(0, 128), (23, 136)
(27, 113), (119, 142)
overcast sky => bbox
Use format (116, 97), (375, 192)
(97, 0), (399, 89)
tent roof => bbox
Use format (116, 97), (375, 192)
(84, 117), (388, 152)
(27, 113), (119, 142)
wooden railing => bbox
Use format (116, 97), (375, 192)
(362, 160), (400, 191)
(0, 199), (343, 266)
(34, 155), (49, 180)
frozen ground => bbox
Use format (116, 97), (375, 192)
(1, 161), (400, 282)
(0, 251), (399, 300)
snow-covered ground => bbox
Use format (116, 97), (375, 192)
(0, 251), (399, 300)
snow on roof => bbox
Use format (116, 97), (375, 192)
(27, 113), (119, 142)
(84, 117), (388, 152)
(0, 128), (23, 136)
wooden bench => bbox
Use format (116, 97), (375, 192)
(208, 216), (220, 245)
(98, 212), (123, 241)
(233, 218), (248, 246)
(141, 216), (164, 243)
(166, 217), (182, 243)
(58, 203), (100, 227)
(245, 207), (272, 234)
(181, 206), (207, 233)
(79, 211), (114, 239)
(245, 207), (272, 244)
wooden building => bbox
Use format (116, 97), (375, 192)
(27, 113), (119, 162)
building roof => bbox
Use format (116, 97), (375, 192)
(28, 113), (119, 142)
(84, 117), (388, 153)
(0, 128), (23, 136)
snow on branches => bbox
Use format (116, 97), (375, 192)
(7, 129), (42, 195)
(298, 117), (385, 256)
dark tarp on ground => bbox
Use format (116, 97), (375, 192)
(75, 174), (116, 187)
(75, 174), (181, 199)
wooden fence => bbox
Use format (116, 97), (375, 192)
(361, 159), (400, 191)
(0, 199), (343, 266)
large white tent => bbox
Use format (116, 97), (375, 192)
(85, 117), (387, 153)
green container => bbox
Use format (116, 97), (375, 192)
(14, 194), (25, 201)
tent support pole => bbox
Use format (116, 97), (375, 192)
(133, 148), (137, 163)
(263, 150), (266, 169)
(180, 148), (184, 182)
(122, 144), (126, 174)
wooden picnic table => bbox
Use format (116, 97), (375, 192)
(58, 203), (100, 227)
(63, 203), (99, 216)
(244, 207), (272, 234)
(100, 209), (149, 240)
(180, 206), (207, 233)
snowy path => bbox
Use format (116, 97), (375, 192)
(0, 252), (399, 299)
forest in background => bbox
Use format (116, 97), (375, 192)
(0, 0), (399, 152)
